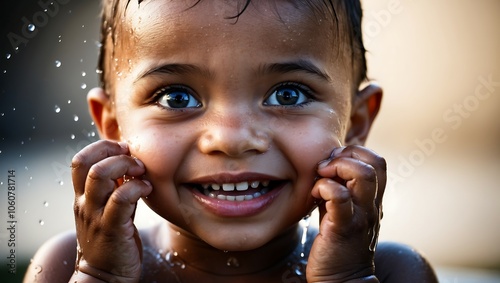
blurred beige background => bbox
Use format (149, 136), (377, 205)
(361, 0), (500, 273)
(0, 0), (499, 282)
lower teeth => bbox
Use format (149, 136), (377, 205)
(204, 188), (269, 201)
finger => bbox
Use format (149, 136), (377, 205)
(317, 157), (377, 209)
(312, 178), (354, 234)
(84, 156), (146, 209)
(102, 179), (152, 229)
(319, 145), (386, 207)
(72, 140), (129, 196)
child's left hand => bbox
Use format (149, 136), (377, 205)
(308, 145), (386, 283)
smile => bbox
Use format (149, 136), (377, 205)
(199, 180), (273, 201)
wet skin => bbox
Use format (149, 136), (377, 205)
(23, 1), (438, 282)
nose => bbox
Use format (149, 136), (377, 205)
(197, 109), (271, 157)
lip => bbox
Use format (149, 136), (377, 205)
(186, 172), (286, 217)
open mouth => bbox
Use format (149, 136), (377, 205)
(190, 180), (284, 202)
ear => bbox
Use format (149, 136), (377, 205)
(87, 87), (121, 141)
(345, 83), (383, 145)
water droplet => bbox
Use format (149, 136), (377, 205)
(58, 180), (64, 186)
(82, 71), (86, 77)
(292, 262), (306, 277)
(81, 83), (87, 89)
(1, 113), (4, 116)
(55, 60), (62, 67)
(63, 260), (68, 265)
(34, 265), (42, 273)
(28, 24), (36, 32)
(6, 53), (11, 59)
(54, 105), (61, 113)
(39, 220), (45, 225)
(25, 166), (29, 170)
(13, 107), (16, 111)
(70, 134), (75, 140)
(29, 176), (33, 180)
(68, 100), (72, 104)
(73, 115), (79, 122)
(83, 40), (87, 43)
(3, 70), (6, 74)
(165, 251), (186, 269)
(43, 201), (49, 207)
(24, 210), (28, 214)
(226, 257), (240, 268)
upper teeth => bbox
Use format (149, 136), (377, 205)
(203, 180), (269, 191)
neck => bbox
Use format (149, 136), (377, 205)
(155, 222), (301, 276)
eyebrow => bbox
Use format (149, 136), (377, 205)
(258, 60), (332, 82)
(135, 59), (331, 83)
(135, 63), (214, 83)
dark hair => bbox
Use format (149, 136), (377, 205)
(98, 0), (367, 94)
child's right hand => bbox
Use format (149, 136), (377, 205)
(70, 140), (152, 282)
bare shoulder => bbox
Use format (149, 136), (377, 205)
(23, 224), (165, 283)
(374, 242), (439, 283)
(23, 230), (77, 283)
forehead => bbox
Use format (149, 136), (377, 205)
(114, 0), (351, 83)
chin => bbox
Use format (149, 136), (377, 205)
(199, 226), (276, 252)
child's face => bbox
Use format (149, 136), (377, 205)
(96, 1), (370, 251)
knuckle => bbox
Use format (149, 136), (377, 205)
(88, 163), (109, 181)
(71, 152), (89, 171)
(373, 155), (387, 172)
(360, 163), (377, 184)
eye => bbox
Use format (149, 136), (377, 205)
(264, 83), (311, 107)
(155, 86), (201, 109)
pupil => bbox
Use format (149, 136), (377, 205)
(277, 89), (298, 105)
(167, 92), (189, 108)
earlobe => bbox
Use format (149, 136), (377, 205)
(87, 87), (121, 140)
(345, 83), (383, 145)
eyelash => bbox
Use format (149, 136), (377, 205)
(149, 81), (316, 110)
(151, 85), (200, 111)
(264, 82), (316, 108)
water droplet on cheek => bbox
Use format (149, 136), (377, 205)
(226, 257), (240, 268)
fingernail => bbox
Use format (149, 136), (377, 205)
(118, 141), (128, 150)
(134, 158), (145, 168)
(142, 179), (152, 188)
(331, 146), (343, 157)
(317, 159), (330, 169)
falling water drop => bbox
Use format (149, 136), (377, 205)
(55, 60), (62, 68)
(28, 24), (36, 32)
(68, 100), (72, 104)
(82, 71), (86, 77)
(58, 180), (64, 186)
(6, 53), (11, 59)
(81, 83), (87, 90)
(39, 220), (45, 225)
(54, 105), (61, 113)
(71, 134), (75, 140)
(73, 115), (79, 122)
(299, 215), (311, 258)
(44, 201), (49, 207)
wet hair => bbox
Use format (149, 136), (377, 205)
(98, 0), (367, 94)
